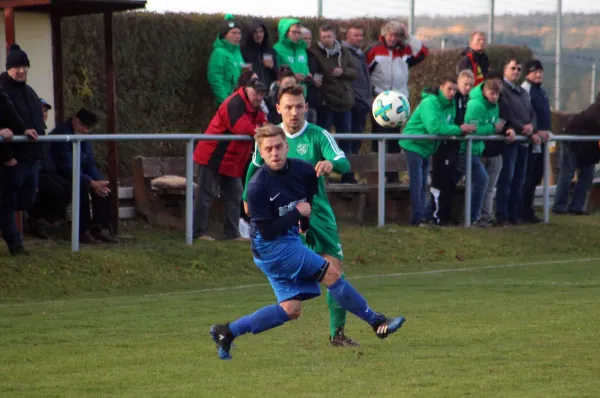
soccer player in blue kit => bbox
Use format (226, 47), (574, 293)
(209, 124), (406, 360)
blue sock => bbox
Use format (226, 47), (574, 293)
(327, 278), (380, 326)
(229, 304), (290, 338)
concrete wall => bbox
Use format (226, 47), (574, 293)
(0, 12), (55, 131)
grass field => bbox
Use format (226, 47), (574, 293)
(1, 216), (600, 397)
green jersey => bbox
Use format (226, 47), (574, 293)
(243, 121), (350, 228)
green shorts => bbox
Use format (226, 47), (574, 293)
(303, 220), (344, 261)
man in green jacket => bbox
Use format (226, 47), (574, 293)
(273, 19), (311, 96)
(399, 76), (476, 226)
(457, 79), (505, 224)
(207, 14), (247, 105)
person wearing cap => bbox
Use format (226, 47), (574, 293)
(0, 44), (45, 255)
(50, 109), (118, 244)
(40, 98), (52, 124)
(192, 77), (267, 241)
(521, 60), (551, 223)
(207, 14), (247, 105)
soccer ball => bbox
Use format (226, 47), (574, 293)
(372, 90), (411, 129)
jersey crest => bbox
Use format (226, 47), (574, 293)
(297, 143), (309, 155)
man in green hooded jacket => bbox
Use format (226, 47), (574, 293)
(273, 19), (311, 96)
(207, 15), (247, 105)
(399, 76), (476, 226)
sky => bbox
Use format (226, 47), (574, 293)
(146, 0), (600, 18)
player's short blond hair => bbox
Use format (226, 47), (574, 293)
(255, 124), (286, 148)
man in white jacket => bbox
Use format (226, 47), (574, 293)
(366, 20), (429, 181)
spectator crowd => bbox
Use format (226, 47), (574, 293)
(1, 16), (599, 254)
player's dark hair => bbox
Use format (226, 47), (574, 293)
(440, 75), (457, 86)
(278, 84), (305, 104)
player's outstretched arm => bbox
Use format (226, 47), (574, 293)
(317, 128), (350, 174)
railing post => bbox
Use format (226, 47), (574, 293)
(543, 140), (551, 223)
(377, 139), (386, 227)
(185, 139), (195, 245)
(71, 140), (82, 252)
(464, 138), (473, 227)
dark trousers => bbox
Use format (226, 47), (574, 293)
(496, 143), (529, 222)
(430, 141), (459, 224)
(0, 161), (40, 250)
(193, 165), (242, 239)
(29, 171), (71, 223)
(522, 143), (545, 220)
(80, 183), (111, 233)
(553, 143), (596, 213)
(371, 115), (402, 182)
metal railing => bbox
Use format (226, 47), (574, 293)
(2, 133), (599, 252)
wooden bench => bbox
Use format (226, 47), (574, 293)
(132, 156), (200, 230)
(326, 153), (409, 223)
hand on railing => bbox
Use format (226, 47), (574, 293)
(24, 129), (39, 140)
(505, 128), (517, 142)
(0, 128), (13, 140)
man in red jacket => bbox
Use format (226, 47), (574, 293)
(193, 78), (267, 241)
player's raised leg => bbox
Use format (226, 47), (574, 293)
(318, 261), (405, 339)
(210, 300), (301, 360)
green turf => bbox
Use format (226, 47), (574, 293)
(1, 214), (599, 301)
(1, 259), (599, 397)
(1, 216), (599, 396)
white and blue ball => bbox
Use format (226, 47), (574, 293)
(372, 90), (411, 129)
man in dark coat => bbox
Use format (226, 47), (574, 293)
(50, 109), (118, 244)
(456, 31), (490, 86)
(0, 44), (45, 255)
(241, 20), (278, 90)
(552, 93), (600, 215)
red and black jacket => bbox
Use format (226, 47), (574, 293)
(194, 87), (266, 178)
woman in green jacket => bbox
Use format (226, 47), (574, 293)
(399, 76), (475, 226)
(457, 78), (505, 224)
(207, 15), (247, 105)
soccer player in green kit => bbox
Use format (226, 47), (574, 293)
(243, 85), (359, 347)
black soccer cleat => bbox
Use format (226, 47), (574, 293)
(209, 324), (234, 360)
(330, 327), (361, 348)
(372, 315), (406, 339)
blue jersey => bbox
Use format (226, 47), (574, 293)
(247, 158), (318, 253)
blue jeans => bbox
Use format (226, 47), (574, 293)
(456, 154), (489, 222)
(496, 143), (529, 222)
(0, 161), (41, 250)
(552, 143), (596, 213)
(405, 150), (430, 225)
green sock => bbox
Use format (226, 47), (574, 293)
(327, 273), (348, 339)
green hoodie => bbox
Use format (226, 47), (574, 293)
(399, 89), (462, 158)
(461, 84), (500, 156)
(273, 19), (310, 93)
(207, 37), (245, 105)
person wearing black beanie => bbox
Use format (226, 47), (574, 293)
(0, 43), (47, 255)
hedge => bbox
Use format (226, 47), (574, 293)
(60, 12), (536, 175)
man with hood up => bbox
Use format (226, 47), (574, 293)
(273, 18), (311, 96)
(241, 20), (278, 90)
(207, 14), (247, 105)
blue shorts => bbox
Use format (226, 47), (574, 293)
(253, 237), (327, 303)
